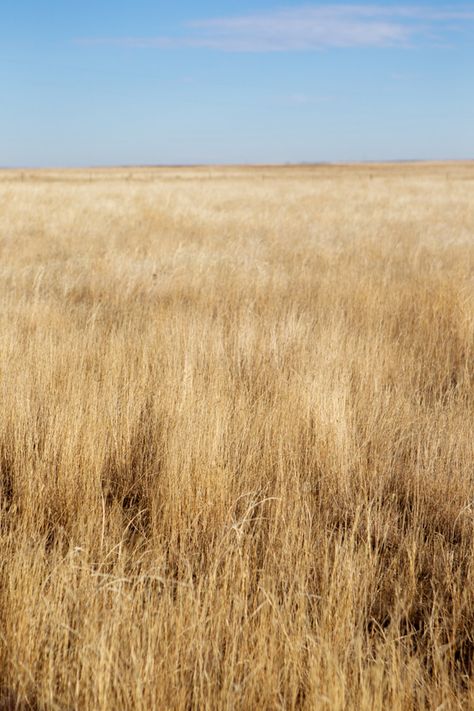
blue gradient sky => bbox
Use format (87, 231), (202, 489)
(1, 1), (473, 166)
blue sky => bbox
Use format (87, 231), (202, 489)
(1, 1), (473, 166)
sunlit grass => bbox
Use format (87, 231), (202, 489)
(0, 163), (473, 710)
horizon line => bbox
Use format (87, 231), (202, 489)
(1, 158), (474, 171)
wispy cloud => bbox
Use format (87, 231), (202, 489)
(286, 93), (334, 105)
(77, 5), (474, 52)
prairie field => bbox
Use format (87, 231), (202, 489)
(1, 162), (474, 710)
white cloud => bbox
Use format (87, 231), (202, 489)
(77, 5), (474, 52)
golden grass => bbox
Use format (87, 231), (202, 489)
(0, 162), (473, 710)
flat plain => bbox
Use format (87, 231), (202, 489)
(0, 163), (473, 710)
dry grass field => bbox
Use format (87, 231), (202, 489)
(0, 162), (473, 710)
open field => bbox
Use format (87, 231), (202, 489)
(0, 163), (473, 710)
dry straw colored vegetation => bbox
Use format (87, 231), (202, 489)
(0, 163), (473, 710)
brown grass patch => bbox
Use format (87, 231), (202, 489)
(0, 163), (473, 709)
